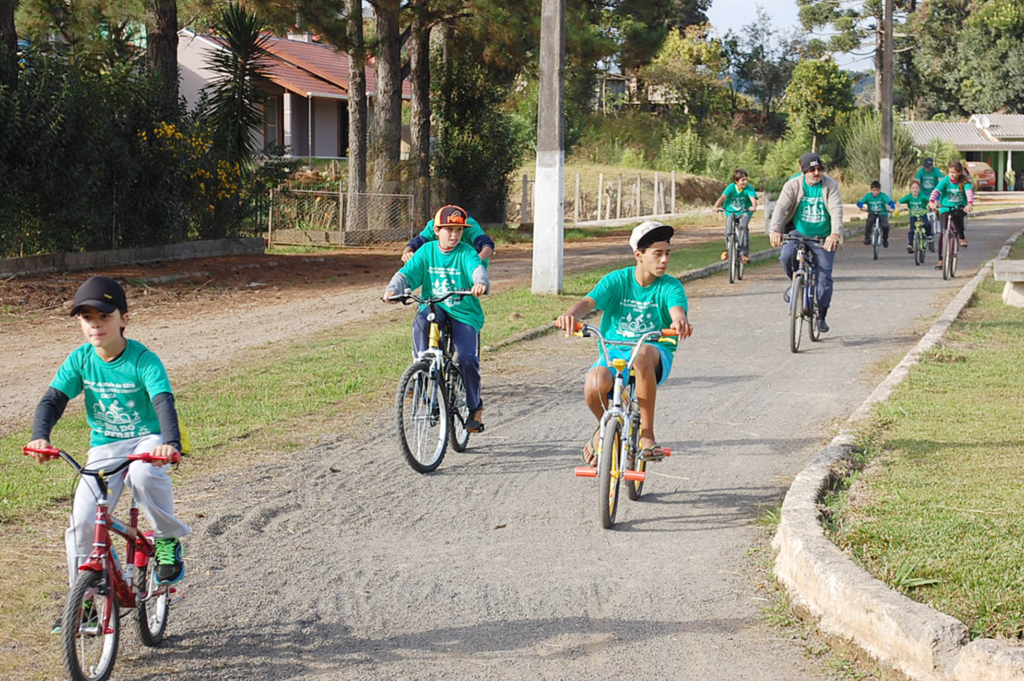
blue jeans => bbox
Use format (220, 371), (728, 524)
(780, 237), (835, 312)
(412, 307), (482, 412)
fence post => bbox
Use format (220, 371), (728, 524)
(654, 171), (660, 214)
(522, 174), (529, 224)
(635, 173), (641, 217)
(617, 175), (622, 219)
(574, 173), (581, 225)
(597, 173), (604, 223)
(671, 171), (676, 214)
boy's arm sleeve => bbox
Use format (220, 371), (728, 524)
(151, 392), (181, 452)
(31, 387), (70, 442)
(406, 235), (429, 251)
(386, 271), (411, 296)
(473, 232), (495, 253)
(472, 265), (490, 293)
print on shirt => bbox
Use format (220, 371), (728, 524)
(617, 299), (658, 338)
(88, 380), (150, 439)
(798, 196), (827, 225)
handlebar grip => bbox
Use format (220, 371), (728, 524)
(660, 328), (679, 337)
(128, 451), (182, 465)
(23, 446), (60, 460)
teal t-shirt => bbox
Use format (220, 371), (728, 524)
(721, 183), (758, 214)
(932, 176), (972, 212)
(50, 339), (173, 447)
(398, 241), (486, 331)
(586, 267), (688, 355)
(859, 192), (893, 214)
(793, 178), (831, 238)
(915, 167), (945, 193)
(899, 193), (929, 217)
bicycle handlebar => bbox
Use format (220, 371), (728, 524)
(23, 447), (181, 473)
(387, 289), (475, 306)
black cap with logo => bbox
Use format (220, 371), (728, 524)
(70, 276), (128, 316)
(800, 153), (825, 173)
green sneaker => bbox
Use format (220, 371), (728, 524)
(52, 599), (97, 635)
(154, 538), (184, 585)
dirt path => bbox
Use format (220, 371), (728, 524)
(0, 226), (724, 438)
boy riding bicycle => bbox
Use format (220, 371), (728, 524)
(899, 180), (932, 253)
(25, 276), (190, 631)
(858, 181), (896, 248)
(385, 205), (490, 432)
(713, 169), (759, 264)
(555, 221), (693, 466)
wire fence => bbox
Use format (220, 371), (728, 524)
(267, 188), (415, 247)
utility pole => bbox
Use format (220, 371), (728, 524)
(532, 0), (566, 295)
(880, 0), (894, 197)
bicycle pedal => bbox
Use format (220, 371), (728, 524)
(574, 466), (597, 478)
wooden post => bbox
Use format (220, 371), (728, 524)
(654, 171), (660, 214)
(522, 174), (529, 223)
(267, 188), (274, 247)
(671, 170), (676, 214)
(574, 173), (581, 224)
(597, 173), (604, 222)
(617, 175), (622, 219)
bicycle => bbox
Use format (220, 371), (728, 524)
(23, 446), (180, 681)
(784, 234), (824, 353)
(721, 211), (746, 284)
(911, 215), (929, 266)
(928, 210), (938, 253)
(390, 289), (476, 473)
(568, 323), (677, 529)
(867, 214), (883, 261)
(939, 209), (964, 280)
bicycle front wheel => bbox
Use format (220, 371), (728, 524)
(598, 420), (622, 529)
(728, 235), (737, 284)
(872, 227), (880, 260)
(624, 413), (644, 501)
(396, 360), (449, 473)
(943, 232), (954, 280)
(789, 274), (805, 354)
(446, 365), (470, 452)
(914, 231), (925, 266)
(807, 279), (820, 343)
(62, 570), (119, 681)
(949, 237), (959, 277)
(136, 564), (169, 647)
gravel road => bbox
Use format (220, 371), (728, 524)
(29, 215), (1024, 679)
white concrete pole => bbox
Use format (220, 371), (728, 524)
(671, 171), (676, 214)
(532, 0), (566, 294)
(521, 174), (529, 224)
(283, 93), (295, 156)
(879, 0), (894, 196)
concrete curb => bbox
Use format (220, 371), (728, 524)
(772, 227), (1024, 681)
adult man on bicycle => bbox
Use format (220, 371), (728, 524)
(769, 153), (843, 333)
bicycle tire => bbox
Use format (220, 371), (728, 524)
(789, 273), (805, 354)
(950, 236), (959, 277)
(807, 273), (820, 343)
(62, 570), (119, 681)
(943, 231), (954, 280)
(914, 231), (925, 266)
(446, 365), (470, 452)
(727, 235), (737, 284)
(396, 360), (449, 473)
(136, 564), (169, 647)
(738, 246), (745, 281)
(598, 419), (622, 529)
(872, 226), (880, 261)
(624, 412), (644, 501)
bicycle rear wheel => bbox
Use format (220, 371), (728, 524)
(598, 420), (622, 529)
(396, 360), (449, 473)
(446, 365), (470, 452)
(943, 231), (954, 280)
(949, 236), (959, 277)
(872, 227), (880, 260)
(624, 412), (644, 501)
(807, 276), (820, 343)
(136, 564), (169, 647)
(789, 273), (805, 354)
(62, 570), (119, 681)
(728, 235), (737, 284)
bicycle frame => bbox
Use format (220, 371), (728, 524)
(786, 235), (820, 316)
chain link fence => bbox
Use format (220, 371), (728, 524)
(267, 188), (415, 247)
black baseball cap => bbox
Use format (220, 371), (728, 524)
(433, 205), (469, 228)
(70, 276), (128, 316)
(800, 153), (825, 173)
(923, 157), (934, 167)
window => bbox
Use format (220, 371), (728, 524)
(265, 96), (282, 151)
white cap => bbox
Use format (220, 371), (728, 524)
(629, 221), (674, 251)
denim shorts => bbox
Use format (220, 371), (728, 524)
(591, 342), (674, 386)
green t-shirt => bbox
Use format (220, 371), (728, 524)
(721, 183), (758, 215)
(586, 267), (689, 355)
(50, 339), (173, 447)
(899, 193), (930, 217)
(915, 167), (945, 193)
(859, 192), (893, 214)
(932, 176), (972, 212)
(398, 241), (486, 331)
(793, 178), (831, 238)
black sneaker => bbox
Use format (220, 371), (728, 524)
(154, 537), (184, 585)
(818, 318), (830, 333)
(883, 239), (889, 248)
(782, 288), (791, 303)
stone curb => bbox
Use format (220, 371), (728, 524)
(772, 227), (1024, 681)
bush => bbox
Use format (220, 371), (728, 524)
(762, 119), (814, 185)
(835, 109), (918, 187)
(656, 128), (708, 175)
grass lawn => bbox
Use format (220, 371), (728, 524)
(825, 276), (1024, 639)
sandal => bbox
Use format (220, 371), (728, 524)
(640, 445), (666, 461)
(959, 239), (968, 248)
(581, 427), (600, 467)
(935, 261), (943, 270)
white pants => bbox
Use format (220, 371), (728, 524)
(65, 434), (191, 586)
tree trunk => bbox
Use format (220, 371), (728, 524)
(0, 0), (17, 88)
(873, 23), (882, 111)
(146, 0), (179, 119)
(370, 0), (402, 197)
(346, 0), (368, 232)
(409, 1), (431, 224)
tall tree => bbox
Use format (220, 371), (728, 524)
(345, 0), (367, 228)
(368, 0), (402, 195)
(957, 0), (1024, 113)
(0, 0), (16, 88)
(639, 24), (730, 128)
(784, 57), (854, 151)
(723, 8), (801, 123)
(907, 0), (972, 117)
(408, 0), (431, 223)
(146, 0), (179, 118)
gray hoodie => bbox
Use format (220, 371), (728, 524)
(769, 173), (845, 239)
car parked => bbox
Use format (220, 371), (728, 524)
(965, 161), (997, 191)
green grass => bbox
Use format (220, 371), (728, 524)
(825, 278), (1024, 639)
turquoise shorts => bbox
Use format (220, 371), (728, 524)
(590, 342), (674, 386)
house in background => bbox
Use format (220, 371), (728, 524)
(178, 29), (412, 159)
(904, 114), (1024, 191)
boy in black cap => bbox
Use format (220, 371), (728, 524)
(555, 221), (693, 465)
(26, 276), (189, 631)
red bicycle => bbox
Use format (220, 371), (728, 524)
(24, 446), (180, 681)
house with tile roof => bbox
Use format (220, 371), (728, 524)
(178, 29), (412, 159)
(904, 114), (1024, 191)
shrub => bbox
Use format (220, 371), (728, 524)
(656, 127), (707, 175)
(836, 109), (918, 187)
